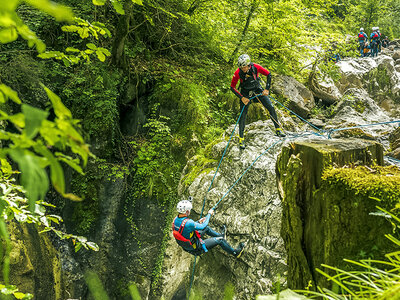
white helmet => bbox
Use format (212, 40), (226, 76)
(360, 27), (364, 31)
(376, 27), (379, 30)
(238, 54), (251, 67)
(372, 27), (376, 31)
(176, 200), (192, 214)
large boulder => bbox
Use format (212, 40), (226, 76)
(335, 55), (400, 115)
(276, 139), (399, 290)
(272, 75), (315, 118)
(326, 88), (395, 141)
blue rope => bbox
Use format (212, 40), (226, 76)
(212, 138), (283, 210)
(385, 155), (400, 164)
(268, 95), (324, 134)
(211, 131), (319, 211)
(199, 93), (262, 217)
(189, 93), (262, 300)
(327, 120), (400, 139)
(187, 256), (197, 299)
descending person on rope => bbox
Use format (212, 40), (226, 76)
(358, 28), (368, 57)
(230, 54), (285, 149)
(172, 199), (245, 258)
(370, 27), (379, 57)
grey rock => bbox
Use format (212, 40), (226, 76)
(272, 75), (315, 118)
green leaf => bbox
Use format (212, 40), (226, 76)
(7, 113), (25, 129)
(13, 292), (26, 299)
(0, 27), (18, 43)
(22, 104), (48, 139)
(34, 144), (65, 196)
(62, 58), (70, 67)
(96, 50), (106, 62)
(131, 0), (143, 5)
(0, 0), (19, 11)
(24, 0), (74, 22)
(8, 149), (49, 211)
(41, 85), (72, 119)
(110, 0), (125, 14)
(86, 242), (99, 251)
(38, 51), (64, 59)
(86, 43), (97, 50)
(92, 0), (106, 5)
(0, 84), (21, 104)
(75, 242), (82, 252)
(65, 47), (80, 52)
(55, 153), (84, 174)
(98, 47), (111, 56)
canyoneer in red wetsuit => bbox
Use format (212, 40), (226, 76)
(172, 199), (245, 258)
(230, 54), (285, 149)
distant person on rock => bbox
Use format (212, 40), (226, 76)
(377, 27), (382, 52)
(370, 27), (379, 57)
(363, 42), (371, 57)
(382, 36), (389, 48)
(358, 28), (368, 57)
(230, 54), (285, 149)
(172, 199), (246, 258)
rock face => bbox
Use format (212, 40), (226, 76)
(5, 222), (65, 299)
(276, 139), (397, 290)
(162, 121), (289, 300)
(272, 75), (315, 118)
(335, 55), (400, 116)
(389, 126), (400, 158)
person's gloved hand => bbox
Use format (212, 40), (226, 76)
(208, 208), (215, 216)
(241, 97), (250, 105)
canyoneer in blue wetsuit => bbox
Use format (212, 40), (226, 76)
(230, 54), (285, 149)
(370, 27), (379, 57)
(358, 28), (368, 57)
(172, 199), (245, 258)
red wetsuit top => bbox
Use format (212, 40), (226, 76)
(230, 63), (271, 99)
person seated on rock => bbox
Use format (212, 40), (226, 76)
(172, 199), (245, 258)
(230, 53), (286, 149)
(363, 42), (371, 57)
(382, 36), (390, 48)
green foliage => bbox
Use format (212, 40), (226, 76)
(130, 109), (180, 201)
(0, 284), (33, 299)
(60, 63), (121, 157)
(322, 166), (400, 205)
(38, 17), (112, 66)
(92, 0), (143, 15)
(300, 207), (400, 299)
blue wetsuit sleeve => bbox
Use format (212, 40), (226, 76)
(193, 214), (211, 230)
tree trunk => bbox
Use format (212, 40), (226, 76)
(111, 1), (133, 68)
(229, 0), (259, 64)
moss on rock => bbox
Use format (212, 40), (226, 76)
(277, 138), (396, 291)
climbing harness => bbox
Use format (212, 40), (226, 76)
(172, 217), (207, 254)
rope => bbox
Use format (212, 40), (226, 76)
(187, 256), (197, 299)
(268, 95), (324, 135)
(211, 131), (315, 211)
(199, 93), (262, 217)
(327, 120), (400, 139)
(188, 93), (262, 300)
(385, 155), (400, 165)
